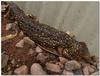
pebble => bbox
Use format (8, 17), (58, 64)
(5, 22), (17, 33)
(65, 60), (81, 71)
(17, 59), (21, 62)
(36, 53), (47, 63)
(7, 71), (13, 75)
(92, 71), (99, 75)
(91, 65), (96, 70)
(46, 63), (61, 73)
(7, 66), (11, 71)
(82, 65), (89, 75)
(49, 54), (56, 60)
(28, 49), (34, 55)
(73, 69), (83, 75)
(23, 37), (35, 47)
(62, 70), (73, 75)
(87, 64), (95, 74)
(15, 39), (24, 48)
(16, 64), (19, 68)
(97, 63), (99, 70)
(59, 57), (68, 64)
(56, 62), (64, 69)
(31, 63), (46, 75)
(2, 5), (8, 11)
(82, 63), (95, 75)
(11, 59), (16, 65)
(19, 31), (24, 37)
(35, 46), (43, 53)
(14, 65), (28, 75)
(5, 23), (13, 30)
(2, 53), (9, 68)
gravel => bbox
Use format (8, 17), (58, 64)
(14, 65), (28, 75)
(31, 63), (47, 75)
(46, 62), (61, 73)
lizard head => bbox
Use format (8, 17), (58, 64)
(76, 42), (91, 61)
(64, 41), (91, 61)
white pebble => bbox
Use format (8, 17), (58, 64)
(62, 70), (73, 75)
(5, 23), (13, 30)
(23, 37), (35, 46)
(14, 65), (28, 75)
(15, 39), (24, 48)
(35, 46), (43, 53)
(31, 63), (46, 75)
(65, 60), (81, 71)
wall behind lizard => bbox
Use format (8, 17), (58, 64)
(14, 1), (99, 57)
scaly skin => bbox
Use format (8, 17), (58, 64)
(2, 2), (92, 62)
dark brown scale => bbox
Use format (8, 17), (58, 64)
(2, 2), (92, 62)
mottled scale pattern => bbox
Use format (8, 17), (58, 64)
(2, 2), (91, 60)
(8, 2), (75, 48)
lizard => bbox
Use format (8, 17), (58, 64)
(1, 1), (94, 64)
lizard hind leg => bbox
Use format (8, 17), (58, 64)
(63, 48), (70, 59)
(56, 45), (65, 57)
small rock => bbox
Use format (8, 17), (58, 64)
(7, 66), (11, 71)
(19, 31), (24, 37)
(93, 62), (98, 67)
(14, 65), (28, 75)
(59, 57), (68, 64)
(35, 46), (43, 53)
(82, 65), (89, 75)
(15, 39), (24, 48)
(82, 63), (95, 75)
(28, 49), (34, 55)
(2, 5), (8, 11)
(23, 37), (35, 47)
(36, 53), (47, 63)
(11, 59), (16, 65)
(16, 64), (19, 68)
(87, 64), (95, 74)
(46, 63), (61, 73)
(2, 53), (9, 68)
(92, 71), (99, 75)
(2, 71), (7, 75)
(49, 54), (56, 60)
(7, 71), (13, 75)
(17, 59), (21, 62)
(91, 65), (96, 70)
(65, 60), (81, 71)
(31, 63), (46, 75)
(5, 22), (17, 33)
(73, 69), (83, 75)
(97, 63), (99, 70)
(62, 70), (73, 75)
(56, 62), (64, 69)
(5, 23), (13, 30)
